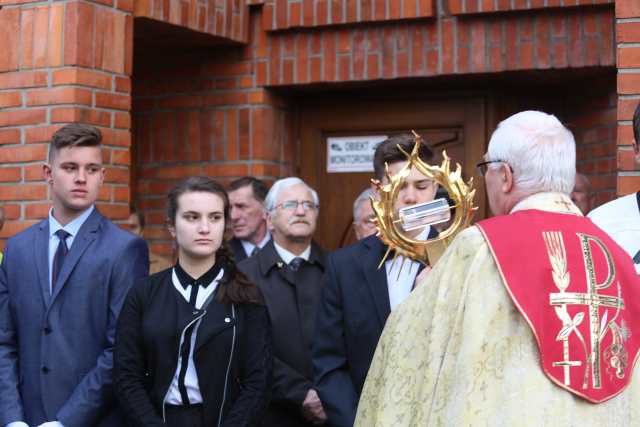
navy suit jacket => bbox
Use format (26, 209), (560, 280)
(0, 209), (149, 427)
(313, 232), (435, 427)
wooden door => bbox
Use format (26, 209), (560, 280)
(299, 97), (487, 251)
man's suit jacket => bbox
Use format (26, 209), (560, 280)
(313, 232), (434, 427)
(0, 209), (149, 427)
(230, 238), (249, 262)
(239, 240), (326, 427)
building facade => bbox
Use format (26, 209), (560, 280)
(0, 0), (638, 254)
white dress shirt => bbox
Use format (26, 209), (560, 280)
(165, 267), (223, 405)
(273, 241), (311, 265)
(385, 226), (430, 310)
(588, 192), (640, 274)
(240, 231), (271, 258)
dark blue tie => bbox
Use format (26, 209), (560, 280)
(52, 230), (70, 291)
(289, 257), (304, 272)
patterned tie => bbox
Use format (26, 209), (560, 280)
(250, 246), (259, 257)
(52, 230), (71, 292)
(289, 257), (304, 272)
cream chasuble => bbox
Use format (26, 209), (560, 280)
(355, 192), (640, 427)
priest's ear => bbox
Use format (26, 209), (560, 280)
(501, 163), (515, 193)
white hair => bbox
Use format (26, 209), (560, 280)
(353, 188), (376, 220)
(265, 177), (319, 211)
(488, 110), (576, 194)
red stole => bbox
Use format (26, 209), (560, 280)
(477, 209), (640, 403)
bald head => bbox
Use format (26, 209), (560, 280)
(571, 173), (593, 215)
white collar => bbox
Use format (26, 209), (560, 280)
(273, 241), (311, 265)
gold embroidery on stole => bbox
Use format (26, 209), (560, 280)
(545, 232), (627, 390)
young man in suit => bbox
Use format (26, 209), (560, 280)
(228, 177), (271, 261)
(313, 134), (437, 427)
(0, 124), (149, 427)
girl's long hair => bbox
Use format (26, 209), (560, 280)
(167, 176), (263, 305)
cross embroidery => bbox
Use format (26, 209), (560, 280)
(545, 232), (624, 389)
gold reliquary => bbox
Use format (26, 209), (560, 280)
(371, 131), (477, 268)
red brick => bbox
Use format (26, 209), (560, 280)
(24, 164), (43, 181)
(100, 127), (131, 147)
(96, 203), (130, 220)
(0, 8), (20, 72)
(52, 68), (112, 90)
(616, 1), (640, 18)
(0, 109), (46, 127)
(617, 124), (634, 146)
(0, 167), (21, 182)
(1, 204), (20, 220)
(201, 163), (249, 177)
(20, 9), (34, 69)
(0, 92), (22, 108)
(95, 92), (131, 110)
(618, 73), (640, 95)
(470, 21), (486, 72)
(115, 76), (132, 93)
(0, 71), (48, 89)
(618, 47), (640, 68)
(114, 112), (131, 129)
(25, 125), (63, 144)
(51, 107), (111, 127)
(113, 186), (130, 202)
(26, 87), (92, 106)
(442, 19), (455, 74)
(618, 22), (640, 43)
(64, 2), (95, 67)
(618, 98), (640, 121)
(0, 184), (46, 201)
(25, 203), (51, 219)
(618, 176), (640, 196)
(0, 129), (20, 145)
(0, 144), (46, 163)
(48, 4), (65, 67)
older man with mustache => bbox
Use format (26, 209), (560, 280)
(239, 177), (327, 427)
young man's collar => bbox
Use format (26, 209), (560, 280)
(48, 205), (95, 238)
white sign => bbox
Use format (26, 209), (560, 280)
(326, 135), (387, 173)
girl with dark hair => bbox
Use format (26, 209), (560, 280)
(115, 176), (272, 427)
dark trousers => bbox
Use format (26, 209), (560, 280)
(165, 403), (204, 427)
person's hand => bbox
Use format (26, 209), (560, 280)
(414, 265), (432, 288)
(38, 422), (64, 427)
(302, 389), (327, 425)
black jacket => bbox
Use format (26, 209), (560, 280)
(239, 240), (326, 427)
(312, 232), (434, 427)
(114, 268), (272, 427)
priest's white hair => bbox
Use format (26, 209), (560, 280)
(487, 110), (576, 194)
(265, 177), (319, 212)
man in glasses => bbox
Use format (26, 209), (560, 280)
(588, 102), (640, 274)
(356, 111), (640, 426)
(238, 177), (327, 426)
(313, 134), (437, 427)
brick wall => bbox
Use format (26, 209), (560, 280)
(134, 0), (248, 42)
(616, 0), (640, 195)
(0, 0), (134, 249)
(1, 0), (633, 250)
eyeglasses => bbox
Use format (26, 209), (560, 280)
(274, 200), (318, 212)
(476, 160), (510, 176)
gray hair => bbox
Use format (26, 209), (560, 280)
(488, 110), (576, 194)
(353, 188), (376, 220)
(265, 177), (319, 212)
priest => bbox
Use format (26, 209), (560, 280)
(355, 110), (640, 426)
